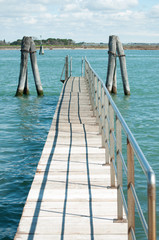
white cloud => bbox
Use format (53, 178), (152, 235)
(150, 4), (159, 18)
(83, 0), (138, 11)
(22, 17), (38, 25)
(61, 3), (79, 12)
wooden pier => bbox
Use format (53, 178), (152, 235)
(15, 76), (127, 240)
(15, 57), (156, 240)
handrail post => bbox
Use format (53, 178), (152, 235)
(91, 71), (94, 107)
(148, 175), (156, 240)
(65, 55), (69, 81)
(104, 94), (109, 164)
(98, 80), (102, 133)
(85, 59), (87, 79)
(127, 138), (135, 240)
(92, 73), (96, 116)
(90, 70), (93, 102)
(101, 87), (105, 147)
(81, 57), (84, 77)
(110, 104), (115, 187)
(94, 76), (98, 122)
(87, 65), (90, 95)
(116, 116), (123, 219)
(70, 57), (72, 77)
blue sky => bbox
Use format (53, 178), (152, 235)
(0, 0), (159, 43)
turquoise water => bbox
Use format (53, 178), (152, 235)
(0, 49), (158, 239)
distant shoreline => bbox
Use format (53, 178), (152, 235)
(0, 45), (159, 50)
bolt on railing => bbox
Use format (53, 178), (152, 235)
(85, 58), (156, 240)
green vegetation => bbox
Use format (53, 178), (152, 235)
(9, 38), (76, 46)
(0, 38), (107, 48)
(1, 38), (159, 50)
(10, 39), (22, 45)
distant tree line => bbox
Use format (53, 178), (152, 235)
(9, 38), (76, 46)
(10, 39), (22, 45)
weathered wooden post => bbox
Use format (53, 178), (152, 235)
(30, 38), (44, 96)
(116, 36), (130, 95)
(23, 68), (29, 95)
(65, 55), (69, 81)
(106, 35), (130, 95)
(15, 37), (30, 96)
(15, 36), (43, 96)
(39, 45), (44, 55)
(106, 35), (117, 93)
(112, 57), (117, 94)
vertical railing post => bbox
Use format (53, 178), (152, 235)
(90, 71), (93, 100)
(92, 74), (96, 117)
(110, 104), (115, 187)
(148, 175), (156, 240)
(81, 57), (84, 77)
(116, 117), (123, 219)
(98, 80), (102, 133)
(101, 87), (105, 147)
(65, 55), (69, 81)
(70, 57), (72, 77)
(91, 71), (94, 106)
(86, 64), (90, 93)
(92, 73), (95, 116)
(89, 69), (92, 101)
(86, 61), (89, 85)
(127, 138), (135, 240)
(85, 59), (87, 78)
(104, 94), (109, 164)
(95, 76), (98, 122)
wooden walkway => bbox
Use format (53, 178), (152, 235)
(15, 77), (128, 240)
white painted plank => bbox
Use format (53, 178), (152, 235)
(15, 234), (128, 240)
(16, 216), (127, 235)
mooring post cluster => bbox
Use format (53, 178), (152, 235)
(15, 36), (43, 97)
(39, 45), (44, 55)
(106, 35), (130, 95)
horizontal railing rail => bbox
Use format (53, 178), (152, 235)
(85, 58), (156, 240)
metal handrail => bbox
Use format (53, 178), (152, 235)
(85, 58), (156, 240)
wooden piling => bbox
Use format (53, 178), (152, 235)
(15, 36), (43, 97)
(106, 35), (117, 93)
(15, 37), (30, 96)
(23, 68), (29, 95)
(39, 45), (44, 55)
(30, 39), (44, 96)
(112, 57), (117, 94)
(116, 36), (130, 95)
(106, 35), (130, 95)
